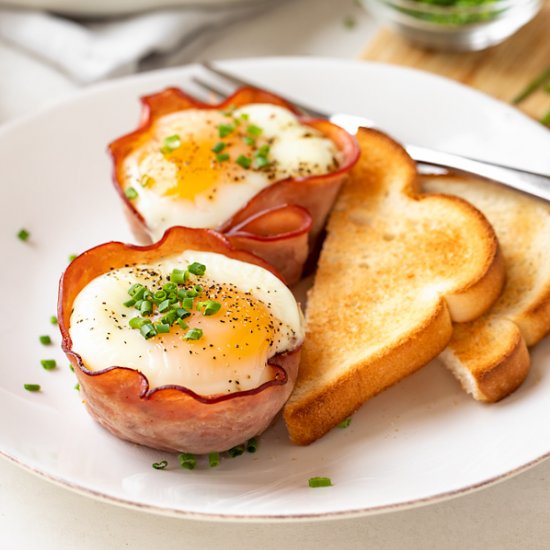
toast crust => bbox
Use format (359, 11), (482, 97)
(284, 129), (505, 445)
(423, 174), (550, 402)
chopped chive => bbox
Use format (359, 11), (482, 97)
(246, 124), (262, 137)
(154, 290), (167, 301)
(163, 282), (177, 293)
(161, 310), (178, 325)
(40, 359), (56, 371)
(228, 444), (245, 458)
(217, 123), (235, 138)
(209, 452), (220, 468)
(158, 299), (171, 313)
(50, 315), (58, 325)
(139, 322), (157, 339)
(129, 316), (147, 329)
(152, 460), (168, 470)
(221, 105), (236, 117)
(123, 298), (136, 307)
(308, 477), (333, 488)
(39, 335), (52, 345)
(197, 300), (221, 316)
(170, 268), (186, 284)
(183, 328), (203, 341)
(140, 300), (153, 316)
(178, 452), (196, 470)
(175, 308), (190, 320)
(216, 153), (230, 162)
(211, 142), (226, 153)
(541, 107), (550, 126)
(343, 15), (356, 29)
(181, 297), (194, 311)
(128, 283), (146, 299)
(160, 134), (181, 154)
(188, 262), (206, 276)
(74, 383), (80, 391)
(69, 364), (74, 372)
(125, 187), (138, 200)
(236, 155), (251, 169)
(512, 68), (550, 104)
(17, 228), (30, 241)
(243, 136), (255, 146)
(239, 113), (250, 121)
(257, 144), (270, 157)
(24, 383), (40, 392)
(253, 156), (270, 169)
(140, 174), (154, 188)
(177, 319), (189, 330)
(185, 288), (199, 298)
(154, 322), (170, 334)
(337, 417), (352, 429)
(246, 437), (258, 453)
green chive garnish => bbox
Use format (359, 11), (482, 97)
(216, 153), (230, 162)
(183, 328), (203, 341)
(209, 452), (220, 468)
(512, 67), (550, 105)
(254, 156), (270, 169)
(177, 319), (189, 330)
(158, 299), (171, 313)
(178, 452), (196, 470)
(160, 134), (181, 154)
(337, 418), (352, 429)
(236, 155), (251, 169)
(68, 253), (77, 262)
(170, 268), (187, 284)
(211, 142), (226, 153)
(218, 123), (235, 138)
(69, 364), (74, 372)
(181, 297), (194, 311)
(125, 187), (138, 200)
(308, 477), (333, 488)
(140, 300), (153, 316)
(246, 437), (258, 453)
(24, 384), (40, 392)
(50, 315), (58, 325)
(163, 282), (177, 293)
(75, 383), (80, 391)
(221, 105), (236, 117)
(155, 322), (170, 334)
(17, 228), (30, 241)
(39, 335), (52, 345)
(197, 300), (221, 316)
(228, 444), (245, 458)
(161, 311), (178, 326)
(188, 262), (206, 276)
(152, 460), (168, 470)
(541, 107), (550, 126)
(246, 124), (262, 137)
(175, 308), (190, 320)
(40, 359), (56, 371)
(139, 323), (157, 339)
(243, 136), (255, 146)
(140, 175), (154, 188)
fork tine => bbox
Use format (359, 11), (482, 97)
(200, 61), (328, 119)
(191, 76), (230, 102)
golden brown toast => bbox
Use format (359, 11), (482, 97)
(422, 174), (550, 402)
(283, 128), (505, 445)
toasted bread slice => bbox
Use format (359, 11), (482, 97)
(422, 174), (550, 402)
(283, 128), (505, 445)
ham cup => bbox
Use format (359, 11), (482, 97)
(108, 87), (359, 284)
(58, 226), (304, 454)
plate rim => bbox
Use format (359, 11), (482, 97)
(2, 55), (550, 521)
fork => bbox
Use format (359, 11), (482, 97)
(194, 61), (550, 203)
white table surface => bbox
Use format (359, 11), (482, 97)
(1, 1), (550, 548)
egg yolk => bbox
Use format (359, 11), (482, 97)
(152, 284), (278, 393)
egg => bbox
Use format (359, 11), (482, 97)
(69, 250), (304, 396)
(121, 104), (342, 241)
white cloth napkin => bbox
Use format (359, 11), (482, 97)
(0, 1), (273, 83)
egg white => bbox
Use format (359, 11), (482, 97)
(69, 250), (304, 395)
(123, 104), (340, 241)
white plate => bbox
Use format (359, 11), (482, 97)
(1, 57), (550, 521)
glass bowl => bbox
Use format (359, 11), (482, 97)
(361, 0), (544, 51)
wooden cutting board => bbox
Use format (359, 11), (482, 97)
(361, 1), (550, 123)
